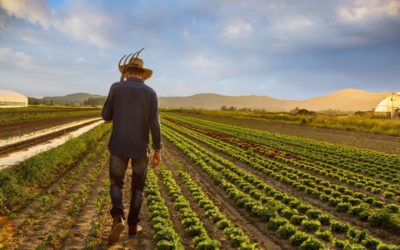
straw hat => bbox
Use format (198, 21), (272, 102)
(118, 48), (153, 81)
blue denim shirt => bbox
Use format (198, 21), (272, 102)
(102, 77), (161, 158)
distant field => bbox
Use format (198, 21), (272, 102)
(0, 105), (101, 139)
(167, 109), (400, 136)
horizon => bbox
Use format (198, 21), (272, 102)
(0, 0), (399, 99)
(24, 87), (398, 102)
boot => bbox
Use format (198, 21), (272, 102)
(128, 224), (143, 236)
(108, 215), (125, 244)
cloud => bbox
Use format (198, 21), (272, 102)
(0, 47), (32, 69)
(0, 0), (52, 28)
(74, 57), (87, 63)
(0, 0), (400, 99)
(0, 0), (112, 47)
(58, 14), (112, 47)
(271, 17), (314, 33)
(338, 0), (400, 22)
(189, 54), (225, 76)
(21, 36), (40, 44)
(221, 19), (253, 39)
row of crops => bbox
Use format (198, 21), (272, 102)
(0, 106), (100, 126)
(157, 112), (400, 250)
(2, 110), (399, 249)
(0, 123), (112, 249)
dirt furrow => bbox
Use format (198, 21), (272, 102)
(155, 167), (195, 249)
(15, 160), (106, 250)
(162, 156), (233, 249)
(60, 167), (109, 249)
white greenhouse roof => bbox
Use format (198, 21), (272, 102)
(375, 92), (400, 112)
(0, 89), (27, 99)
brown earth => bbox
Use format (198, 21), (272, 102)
(0, 114), (100, 139)
(0, 119), (101, 157)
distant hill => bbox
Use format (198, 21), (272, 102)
(41, 93), (103, 105)
(159, 89), (392, 112)
(31, 89), (392, 111)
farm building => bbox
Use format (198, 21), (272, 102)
(0, 89), (28, 107)
(375, 92), (400, 118)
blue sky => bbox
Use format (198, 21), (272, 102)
(0, 0), (399, 99)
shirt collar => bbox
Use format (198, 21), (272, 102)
(126, 76), (144, 82)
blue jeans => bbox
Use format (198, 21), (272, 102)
(109, 150), (149, 225)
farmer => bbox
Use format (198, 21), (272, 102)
(102, 49), (161, 244)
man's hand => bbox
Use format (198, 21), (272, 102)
(151, 150), (161, 168)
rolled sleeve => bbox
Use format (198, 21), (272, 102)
(150, 91), (162, 150)
(102, 85), (114, 121)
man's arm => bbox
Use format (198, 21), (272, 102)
(150, 91), (162, 151)
(150, 91), (162, 168)
(102, 86), (114, 122)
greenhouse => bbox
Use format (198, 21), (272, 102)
(375, 92), (400, 118)
(0, 89), (28, 107)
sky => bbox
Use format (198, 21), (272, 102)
(0, 0), (399, 100)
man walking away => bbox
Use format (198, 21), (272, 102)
(102, 49), (161, 244)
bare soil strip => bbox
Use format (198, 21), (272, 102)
(0, 119), (101, 157)
(0, 114), (100, 139)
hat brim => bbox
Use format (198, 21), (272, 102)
(126, 66), (153, 80)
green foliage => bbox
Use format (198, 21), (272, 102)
(368, 209), (400, 232)
(336, 202), (352, 213)
(289, 231), (309, 246)
(315, 230), (332, 242)
(0, 106), (100, 126)
(0, 123), (110, 214)
(301, 220), (321, 232)
(330, 220), (349, 233)
(277, 224), (297, 239)
(290, 215), (307, 225)
(160, 113), (398, 249)
(299, 237), (325, 250)
(267, 217), (288, 231)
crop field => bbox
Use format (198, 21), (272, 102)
(1, 111), (400, 250)
(0, 106), (101, 139)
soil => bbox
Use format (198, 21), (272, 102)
(180, 113), (400, 155)
(0, 119), (101, 157)
(0, 114), (100, 139)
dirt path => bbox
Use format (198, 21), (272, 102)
(163, 141), (289, 250)
(61, 168), (109, 249)
(180, 113), (400, 154)
(161, 156), (233, 249)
